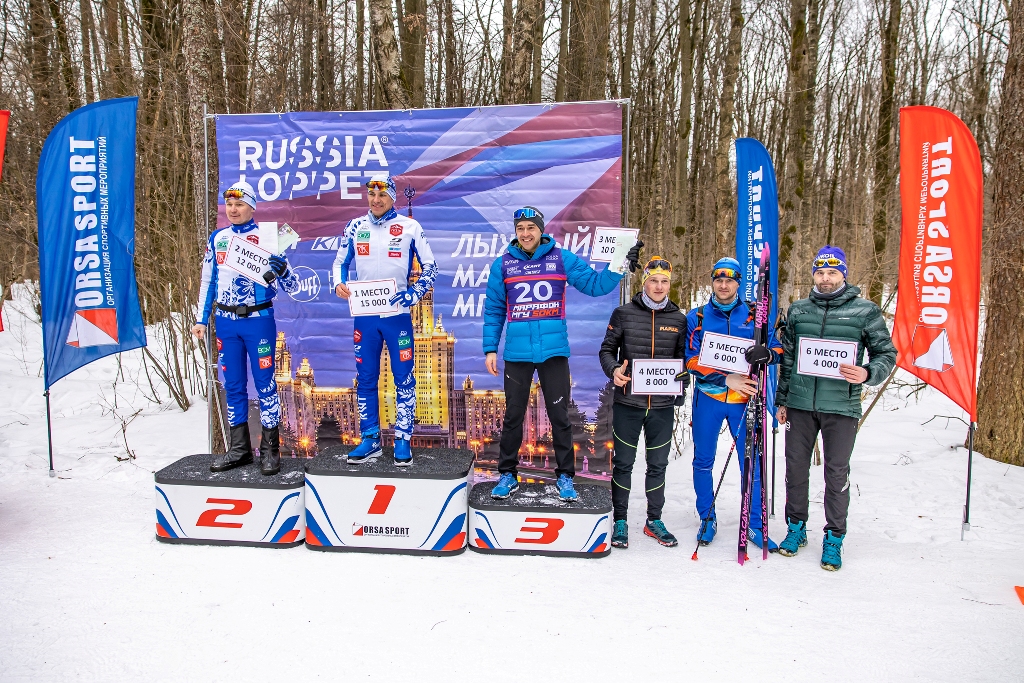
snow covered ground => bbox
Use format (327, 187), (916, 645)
(1, 293), (1023, 682)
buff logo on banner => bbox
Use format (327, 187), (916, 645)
(215, 103), (624, 473)
(37, 97), (146, 388)
(893, 106), (982, 419)
(735, 138), (779, 416)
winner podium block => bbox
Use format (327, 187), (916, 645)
(468, 482), (612, 557)
(304, 445), (473, 555)
(155, 454), (306, 547)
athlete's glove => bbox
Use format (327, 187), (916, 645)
(744, 344), (772, 365)
(264, 254), (289, 283)
(389, 290), (420, 308)
(626, 240), (644, 273)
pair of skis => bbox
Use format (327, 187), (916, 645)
(738, 246), (772, 564)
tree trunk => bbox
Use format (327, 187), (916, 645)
(222, 0), (250, 112)
(779, 0), (808, 304)
(713, 0), (742, 255)
(357, 0), (366, 108)
(620, 0), (636, 99)
(401, 0), (426, 107)
(369, 0), (411, 109)
(79, 0), (96, 103)
(977, 0), (1024, 466)
(316, 0), (334, 109)
(868, 0), (901, 304)
(565, 0), (609, 101)
(531, 0), (544, 103)
(501, 0), (515, 102)
(510, 0), (539, 103)
(48, 0), (81, 111)
(444, 0), (459, 105)
(555, 0), (570, 101)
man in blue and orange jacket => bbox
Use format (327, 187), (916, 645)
(685, 257), (782, 550)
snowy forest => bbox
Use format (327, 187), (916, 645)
(0, 0), (1021, 462)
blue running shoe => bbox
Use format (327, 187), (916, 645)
(347, 433), (382, 464)
(821, 530), (845, 571)
(748, 527), (779, 552)
(777, 518), (808, 557)
(556, 474), (578, 502)
(696, 515), (717, 546)
(491, 472), (520, 499)
(393, 437), (412, 467)
(644, 519), (678, 547)
(611, 520), (629, 548)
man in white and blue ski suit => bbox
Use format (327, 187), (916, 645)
(192, 182), (299, 475)
(332, 174), (437, 466)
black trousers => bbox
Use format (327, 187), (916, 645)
(611, 403), (674, 521)
(784, 407), (858, 536)
(498, 356), (575, 478)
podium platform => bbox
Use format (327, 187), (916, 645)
(304, 445), (473, 555)
(154, 454), (306, 547)
(468, 482), (612, 557)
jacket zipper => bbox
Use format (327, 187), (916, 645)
(812, 300), (831, 412)
(649, 310), (655, 408)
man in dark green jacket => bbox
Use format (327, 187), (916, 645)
(774, 246), (896, 571)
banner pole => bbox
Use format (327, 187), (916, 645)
(962, 421), (975, 540)
(45, 390), (55, 477)
(622, 99), (631, 305)
(203, 102), (213, 455)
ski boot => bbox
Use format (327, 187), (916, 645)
(556, 474), (578, 502)
(644, 519), (678, 547)
(611, 519), (629, 548)
(820, 530), (845, 571)
(777, 518), (808, 557)
(347, 432), (382, 464)
(696, 514), (717, 546)
(394, 437), (413, 467)
(210, 423), (254, 472)
(491, 472), (520, 499)
(748, 527), (779, 552)
(259, 425), (281, 476)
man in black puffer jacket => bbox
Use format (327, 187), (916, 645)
(599, 256), (688, 549)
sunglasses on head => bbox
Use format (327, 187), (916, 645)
(366, 180), (390, 191)
(223, 188), (249, 200)
(645, 259), (672, 272)
(513, 207), (544, 221)
(814, 257), (845, 268)
(712, 267), (740, 280)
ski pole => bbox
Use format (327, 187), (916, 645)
(770, 425), (777, 519)
(691, 408), (747, 561)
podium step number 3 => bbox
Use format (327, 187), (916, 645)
(468, 482), (612, 557)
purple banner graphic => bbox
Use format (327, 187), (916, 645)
(215, 102), (624, 481)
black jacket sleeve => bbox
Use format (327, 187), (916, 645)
(599, 307), (624, 379)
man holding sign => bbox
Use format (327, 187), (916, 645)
(332, 173), (437, 466)
(685, 257), (782, 550)
(774, 246), (895, 571)
(483, 207), (641, 502)
(192, 182), (299, 475)
(599, 257), (688, 548)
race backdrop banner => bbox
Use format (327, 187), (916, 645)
(893, 106), (982, 419)
(735, 137), (779, 418)
(37, 97), (146, 388)
(215, 102), (625, 479)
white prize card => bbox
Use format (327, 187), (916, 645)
(257, 222), (279, 254)
(630, 359), (685, 395)
(697, 332), (754, 374)
(223, 236), (274, 284)
(347, 279), (401, 317)
(592, 227), (640, 265)
(797, 338), (859, 379)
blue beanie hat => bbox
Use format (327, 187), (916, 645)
(812, 245), (848, 277)
(366, 173), (397, 201)
(711, 257), (742, 282)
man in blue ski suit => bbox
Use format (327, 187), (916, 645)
(685, 257), (782, 549)
(332, 174), (437, 467)
(192, 182), (299, 475)
(482, 206), (641, 502)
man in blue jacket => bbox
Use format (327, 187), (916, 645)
(685, 257), (782, 549)
(482, 207), (641, 501)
